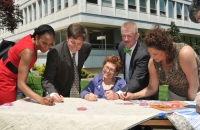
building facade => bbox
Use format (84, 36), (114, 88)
(1, 0), (200, 72)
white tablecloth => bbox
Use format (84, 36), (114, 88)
(0, 98), (162, 130)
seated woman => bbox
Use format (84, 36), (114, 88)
(81, 55), (126, 101)
(121, 24), (200, 101)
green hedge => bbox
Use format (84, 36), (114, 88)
(26, 72), (43, 96)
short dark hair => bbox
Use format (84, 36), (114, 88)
(32, 24), (55, 38)
(189, 0), (200, 23)
(67, 23), (87, 41)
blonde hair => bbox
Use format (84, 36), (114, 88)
(121, 21), (138, 34)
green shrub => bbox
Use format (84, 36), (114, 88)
(26, 72), (43, 96)
(87, 73), (98, 78)
(32, 64), (46, 76)
(81, 68), (90, 78)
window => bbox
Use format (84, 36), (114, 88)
(33, 3), (36, 20)
(28, 6), (32, 22)
(128, 0), (136, 10)
(44, 0), (48, 16)
(140, 0), (146, 13)
(24, 8), (27, 24)
(38, 0), (42, 18)
(116, 0), (124, 9)
(55, 31), (61, 45)
(65, 0), (68, 8)
(57, 0), (61, 11)
(51, 0), (54, 13)
(87, 0), (97, 4)
(177, 3), (182, 19)
(150, 0), (157, 14)
(102, 0), (112, 7)
(160, 0), (166, 16)
(74, 0), (77, 5)
(184, 5), (189, 21)
(168, 1), (174, 18)
(61, 29), (67, 42)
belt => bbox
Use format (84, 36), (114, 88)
(2, 52), (18, 74)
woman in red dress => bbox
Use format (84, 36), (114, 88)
(0, 24), (55, 105)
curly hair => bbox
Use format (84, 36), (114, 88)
(143, 24), (176, 63)
(103, 55), (122, 72)
(189, 0), (200, 23)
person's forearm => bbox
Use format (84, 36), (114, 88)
(188, 86), (198, 100)
(131, 87), (156, 99)
(18, 82), (43, 102)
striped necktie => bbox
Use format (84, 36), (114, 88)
(70, 53), (79, 98)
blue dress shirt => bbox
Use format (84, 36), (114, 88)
(80, 73), (126, 98)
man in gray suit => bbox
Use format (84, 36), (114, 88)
(42, 23), (91, 102)
(106, 21), (157, 102)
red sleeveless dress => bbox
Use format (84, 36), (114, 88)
(0, 35), (37, 105)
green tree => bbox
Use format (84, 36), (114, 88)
(0, 0), (23, 33)
(167, 21), (182, 43)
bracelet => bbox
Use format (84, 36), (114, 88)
(116, 93), (120, 99)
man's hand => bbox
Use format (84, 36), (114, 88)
(52, 93), (64, 102)
(84, 93), (98, 101)
(105, 90), (119, 100)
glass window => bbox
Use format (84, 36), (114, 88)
(87, 0), (97, 4)
(39, 0), (42, 18)
(65, 0), (68, 8)
(55, 31), (61, 45)
(24, 8), (27, 24)
(140, 0), (146, 13)
(102, 0), (112, 7)
(128, 0), (136, 10)
(51, 0), (54, 13)
(44, 0), (48, 16)
(29, 6), (32, 22)
(103, 29), (114, 49)
(116, 0), (124, 9)
(57, 0), (61, 11)
(61, 29), (67, 42)
(168, 1), (174, 18)
(184, 5), (189, 21)
(74, 0), (77, 5)
(150, 0), (157, 14)
(33, 3), (36, 20)
(177, 3), (182, 19)
(160, 0), (166, 16)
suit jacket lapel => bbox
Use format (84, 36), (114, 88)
(62, 41), (74, 75)
(129, 41), (139, 77)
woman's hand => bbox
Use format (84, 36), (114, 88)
(84, 93), (98, 101)
(196, 99), (200, 114)
(40, 96), (54, 106)
(120, 92), (133, 100)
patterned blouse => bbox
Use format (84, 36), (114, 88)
(154, 43), (200, 98)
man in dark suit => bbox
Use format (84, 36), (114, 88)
(105, 22), (157, 102)
(42, 23), (91, 102)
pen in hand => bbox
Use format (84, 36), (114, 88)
(88, 87), (97, 101)
(124, 87), (128, 96)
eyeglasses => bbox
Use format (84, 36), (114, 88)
(103, 66), (116, 73)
